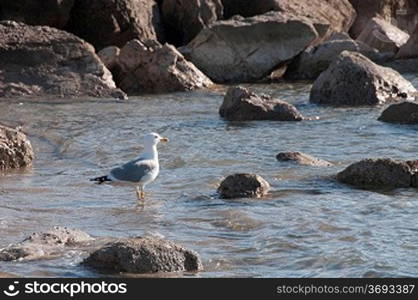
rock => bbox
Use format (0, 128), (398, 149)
(0, 0), (74, 28)
(65, 0), (165, 50)
(276, 152), (333, 167)
(0, 227), (93, 261)
(219, 86), (303, 121)
(310, 51), (417, 106)
(395, 0), (418, 35)
(114, 39), (212, 94)
(83, 237), (202, 274)
(0, 21), (126, 99)
(286, 33), (384, 80)
(356, 17), (410, 55)
(0, 125), (34, 171)
(182, 12), (328, 83)
(383, 58), (418, 74)
(337, 158), (415, 189)
(161, 0), (223, 46)
(218, 173), (270, 199)
(222, 0), (356, 39)
(397, 25), (418, 59)
(378, 102), (418, 124)
(97, 46), (120, 70)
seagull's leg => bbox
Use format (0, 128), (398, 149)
(136, 186), (141, 200)
(140, 187), (145, 200)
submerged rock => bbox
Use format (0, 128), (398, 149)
(378, 102), (418, 124)
(219, 86), (303, 121)
(286, 34), (383, 80)
(0, 21), (126, 99)
(115, 39), (212, 94)
(65, 0), (165, 50)
(0, 125), (34, 171)
(218, 173), (270, 199)
(0, 227), (93, 261)
(161, 0), (223, 46)
(356, 17), (410, 55)
(337, 158), (415, 189)
(83, 237), (202, 274)
(276, 152), (333, 167)
(310, 51), (417, 106)
(182, 11), (328, 83)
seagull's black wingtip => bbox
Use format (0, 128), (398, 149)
(90, 175), (112, 184)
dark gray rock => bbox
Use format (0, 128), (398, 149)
(276, 151), (333, 167)
(220, 86), (303, 121)
(0, 125), (34, 170)
(218, 173), (270, 199)
(310, 51), (417, 106)
(83, 237), (202, 274)
(378, 102), (418, 124)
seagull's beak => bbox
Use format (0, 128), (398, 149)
(160, 137), (169, 143)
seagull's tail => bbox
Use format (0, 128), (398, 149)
(90, 175), (112, 184)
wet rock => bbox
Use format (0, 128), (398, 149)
(220, 86), (303, 121)
(97, 46), (120, 70)
(378, 102), (418, 124)
(222, 0), (355, 39)
(218, 173), (270, 199)
(356, 17), (410, 55)
(83, 237), (202, 274)
(65, 0), (165, 50)
(337, 158), (414, 189)
(0, 0), (74, 28)
(276, 152), (333, 167)
(0, 227), (93, 261)
(397, 25), (418, 59)
(181, 11), (328, 83)
(115, 39), (212, 95)
(0, 21), (126, 99)
(0, 125), (34, 171)
(161, 0), (223, 46)
(310, 51), (417, 106)
(286, 33), (383, 80)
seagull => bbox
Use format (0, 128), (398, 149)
(90, 132), (169, 201)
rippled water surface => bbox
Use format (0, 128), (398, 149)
(1, 76), (418, 277)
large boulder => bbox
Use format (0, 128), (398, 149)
(114, 39), (212, 94)
(337, 158), (415, 189)
(286, 33), (383, 80)
(310, 51), (417, 106)
(0, 227), (93, 261)
(83, 237), (202, 274)
(276, 151), (333, 167)
(218, 173), (270, 199)
(222, 0), (355, 38)
(0, 125), (34, 171)
(0, 0), (74, 28)
(397, 25), (418, 59)
(161, 0), (223, 46)
(356, 17), (410, 55)
(220, 86), (303, 121)
(65, 0), (165, 50)
(181, 12), (328, 83)
(0, 21), (126, 99)
(378, 102), (418, 124)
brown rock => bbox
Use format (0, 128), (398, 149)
(218, 173), (270, 199)
(97, 46), (121, 70)
(83, 237), (202, 274)
(0, 125), (34, 171)
(220, 86), (303, 121)
(115, 39), (212, 94)
(397, 25), (418, 59)
(161, 0), (223, 46)
(276, 152), (333, 167)
(65, 0), (165, 50)
(0, 21), (126, 99)
(310, 51), (417, 106)
(378, 102), (418, 124)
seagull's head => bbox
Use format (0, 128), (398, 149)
(143, 132), (169, 147)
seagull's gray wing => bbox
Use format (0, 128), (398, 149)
(110, 158), (156, 182)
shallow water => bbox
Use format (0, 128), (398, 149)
(1, 76), (418, 278)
